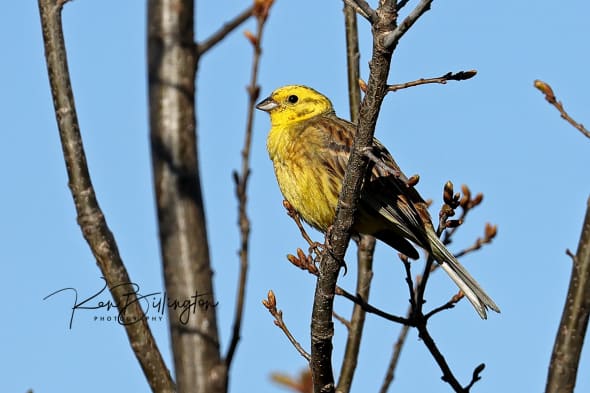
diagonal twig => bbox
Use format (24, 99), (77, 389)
(342, 0), (377, 22)
(226, 0), (274, 369)
(38, 1), (174, 391)
(263, 290), (311, 361)
(196, 5), (254, 57)
(382, 0), (433, 49)
(534, 80), (590, 139)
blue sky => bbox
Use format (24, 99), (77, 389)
(3, 1), (589, 392)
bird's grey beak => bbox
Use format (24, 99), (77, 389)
(256, 96), (279, 112)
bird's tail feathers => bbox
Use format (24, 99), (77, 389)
(426, 230), (500, 319)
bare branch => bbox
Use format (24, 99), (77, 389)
(148, 1), (223, 391)
(337, 236), (375, 392)
(386, 70), (477, 92)
(453, 223), (497, 259)
(545, 197), (590, 393)
(342, 0), (377, 22)
(425, 291), (463, 320)
(196, 6), (254, 57)
(465, 364), (486, 391)
(534, 80), (590, 139)
(344, 4), (362, 123)
(310, 2), (399, 389)
(38, 1), (174, 391)
(263, 291), (311, 362)
(337, 8), (374, 391)
(226, 0), (274, 371)
(333, 311), (352, 329)
(335, 287), (410, 324)
(379, 324), (410, 393)
(382, 0), (433, 49)
(416, 319), (477, 393)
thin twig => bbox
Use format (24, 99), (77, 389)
(38, 1), (174, 391)
(425, 291), (463, 320)
(534, 80), (590, 139)
(379, 323), (410, 393)
(196, 5), (254, 57)
(335, 287), (410, 325)
(226, 0), (274, 369)
(453, 223), (497, 259)
(416, 321), (470, 392)
(386, 70), (477, 92)
(381, 183), (489, 393)
(333, 311), (352, 329)
(382, 0), (433, 49)
(343, 0), (377, 22)
(263, 291), (311, 362)
(284, 244), (405, 326)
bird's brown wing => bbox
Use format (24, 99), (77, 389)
(310, 114), (429, 256)
(363, 138), (431, 244)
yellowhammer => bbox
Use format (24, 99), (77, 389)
(256, 85), (499, 319)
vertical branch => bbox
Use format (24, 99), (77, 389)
(148, 1), (223, 392)
(337, 4), (376, 393)
(310, 3), (399, 392)
(226, 0), (275, 372)
(337, 235), (375, 392)
(38, 0), (174, 391)
(535, 80), (590, 393)
(545, 199), (590, 393)
(344, 3), (362, 122)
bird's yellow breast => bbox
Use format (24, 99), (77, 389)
(267, 123), (339, 231)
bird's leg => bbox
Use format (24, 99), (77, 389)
(282, 200), (324, 260)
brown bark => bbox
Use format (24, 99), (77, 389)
(147, 1), (223, 391)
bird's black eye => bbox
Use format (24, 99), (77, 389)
(287, 95), (299, 104)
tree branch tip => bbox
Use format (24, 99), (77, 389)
(474, 362), (485, 374)
(484, 223), (498, 240)
(565, 248), (576, 260)
(534, 79), (555, 100)
(252, 0), (275, 22)
(262, 290), (277, 310)
(450, 69), (477, 80)
(465, 363), (485, 389)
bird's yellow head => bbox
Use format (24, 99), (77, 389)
(256, 85), (334, 127)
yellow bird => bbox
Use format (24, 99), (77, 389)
(256, 85), (499, 319)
